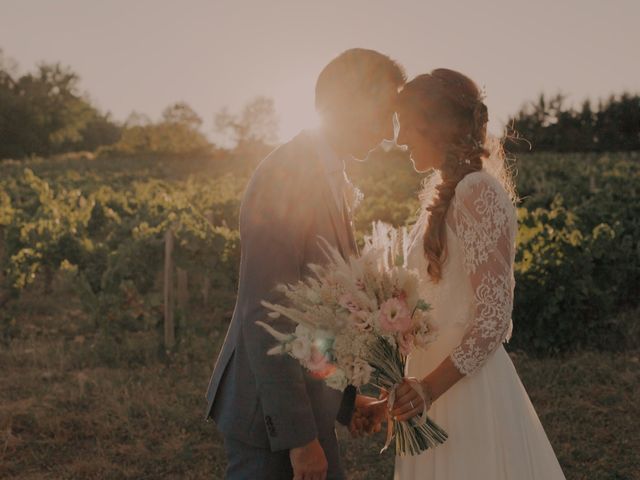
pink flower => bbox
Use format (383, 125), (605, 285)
(378, 297), (413, 333)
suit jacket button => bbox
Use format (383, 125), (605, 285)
(265, 416), (277, 436)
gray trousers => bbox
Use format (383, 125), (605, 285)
(223, 434), (345, 480)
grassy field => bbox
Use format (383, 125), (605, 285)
(1, 277), (638, 480)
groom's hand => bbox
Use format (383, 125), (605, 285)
(349, 394), (387, 437)
(289, 438), (328, 480)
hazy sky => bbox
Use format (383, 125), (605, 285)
(1, 0), (638, 143)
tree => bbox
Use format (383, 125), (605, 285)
(162, 102), (203, 130)
(124, 111), (152, 127)
(0, 49), (18, 85)
(76, 112), (122, 152)
(0, 52), (121, 159)
(99, 101), (211, 158)
(18, 63), (95, 154)
(505, 92), (640, 153)
(215, 96), (279, 149)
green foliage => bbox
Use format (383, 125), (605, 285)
(513, 199), (618, 352)
(99, 102), (211, 158)
(0, 162), (242, 332)
(0, 52), (122, 159)
(346, 147), (423, 234)
(509, 153), (640, 353)
(0, 148), (637, 355)
(506, 92), (640, 153)
(0, 50), (218, 160)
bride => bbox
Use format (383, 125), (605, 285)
(387, 69), (566, 479)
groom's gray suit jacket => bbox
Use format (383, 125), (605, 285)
(205, 130), (357, 454)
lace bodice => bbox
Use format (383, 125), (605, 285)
(408, 170), (517, 376)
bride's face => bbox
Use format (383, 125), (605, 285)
(396, 110), (446, 173)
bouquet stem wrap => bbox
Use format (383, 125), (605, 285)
(371, 336), (448, 455)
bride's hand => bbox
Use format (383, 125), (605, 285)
(390, 377), (432, 422)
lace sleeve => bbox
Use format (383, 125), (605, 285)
(449, 173), (517, 376)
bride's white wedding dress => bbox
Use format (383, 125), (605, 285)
(395, 169), (566, 479)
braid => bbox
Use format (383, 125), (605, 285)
(423, 141), (486, 281)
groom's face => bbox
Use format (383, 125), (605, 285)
(348, 82), (399, 160)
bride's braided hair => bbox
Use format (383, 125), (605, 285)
(399, 69), (489, 281)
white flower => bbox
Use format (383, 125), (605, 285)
(347, 358), (373, 386)
(290, 336), (311, 360)
(414, 318), (438, 348)
(326, 369), (349, 391)
(295, 324), (312, 340)
(306, 289), (322, 304)
(333, 331), (366, 363)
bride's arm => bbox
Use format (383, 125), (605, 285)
(392, 177), (516, 421)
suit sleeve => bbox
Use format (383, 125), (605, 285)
(238, 168), (319, 451)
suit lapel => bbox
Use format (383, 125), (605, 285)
(321, 183), (354, 259)
(300, 130), (356, 260)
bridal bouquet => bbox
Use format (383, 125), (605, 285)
(257, 223), (448, 456)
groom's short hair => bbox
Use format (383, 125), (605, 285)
(315, 48), (406, 118)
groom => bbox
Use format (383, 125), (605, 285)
(205, 48), (405, 479)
